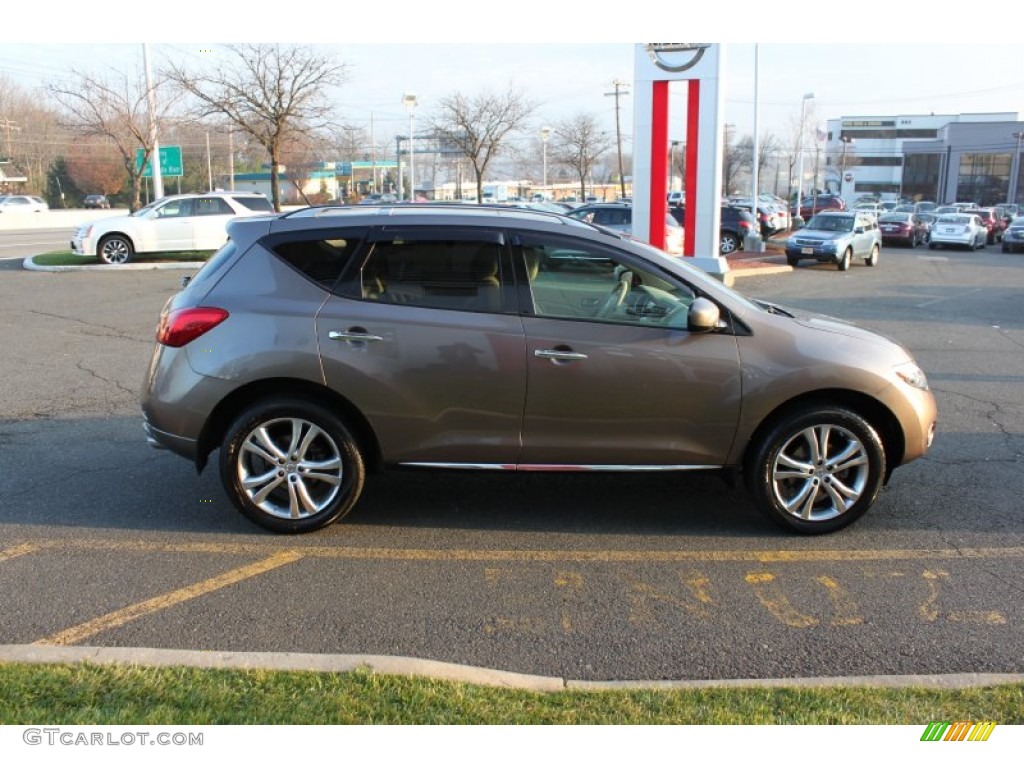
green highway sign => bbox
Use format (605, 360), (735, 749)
(135, 146), (183, 178)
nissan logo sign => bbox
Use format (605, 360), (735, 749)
(644, 44), (711, 73)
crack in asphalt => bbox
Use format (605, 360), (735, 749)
(74, 360), (138, 401)
(26, 309), (150, 343)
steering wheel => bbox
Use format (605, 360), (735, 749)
(596, 272), (631, 317)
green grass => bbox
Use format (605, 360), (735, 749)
(31, 250), (212, 267)
(0, 663), (1021, 725)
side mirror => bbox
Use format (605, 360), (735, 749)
(688, 297), (722, 333)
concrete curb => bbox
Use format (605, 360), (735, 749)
(2, 645), (1021, 692)
(22, 256), (204, 272)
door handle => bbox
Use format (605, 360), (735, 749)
(329, 330), (385, 343)
(534, 349), (588, 362)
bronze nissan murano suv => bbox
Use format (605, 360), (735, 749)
(142, 205), (937, 535)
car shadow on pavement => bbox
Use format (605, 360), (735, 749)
(0, 415), (1020, 540)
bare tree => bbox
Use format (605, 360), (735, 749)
(551, 112), (614, 201)
(66, 140), (125, 197)
(50, 69), (177, 211)
(1, 75), (73, 196)
(164, 44), (349, 211)
(430, 86), (537, 203)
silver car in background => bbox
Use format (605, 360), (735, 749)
(928, 214), (988, 250)
(142, 205), (936, 536)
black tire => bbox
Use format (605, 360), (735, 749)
(219, 398), (366, 533)
(1002, 243), (1010, 253)
(837, 248), (851, 271)
(786, 255), (800, 267)
(720, 231), (740, 255)
(746, 406), (886, 535)
(865, 244), (879, 267)
(98, 235), (134, 265)
(929, 241), (938, 250)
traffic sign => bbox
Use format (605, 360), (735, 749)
(135, 146), (183, 178)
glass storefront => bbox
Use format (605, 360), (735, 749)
(902, 153), (941, 202)
(957, 153), (1012, 206)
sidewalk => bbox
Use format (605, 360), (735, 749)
(723, 232), (792, 280)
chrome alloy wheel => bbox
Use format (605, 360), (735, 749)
(236, 418), (344, 520)
(770, 424), (869, 522)
(100, 238), (132, 264)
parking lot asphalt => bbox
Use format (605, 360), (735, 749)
(0, 239), (1019, 684)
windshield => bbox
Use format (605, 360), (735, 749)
(807, 215), (853, 232)
(131, 200), (161, 217)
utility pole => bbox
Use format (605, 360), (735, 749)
(0, 118), (20, 161)
(604, 79), (630, 199)
(142, 43), (164, 200)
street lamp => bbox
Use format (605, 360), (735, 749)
(1010, 131), (1023, 205)
(540, 126), (551, 191)
(402, 92), (418, 201)
(795, 92), (814, 223)
(840, 135), (855, 196)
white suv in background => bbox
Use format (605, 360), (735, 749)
(71, 192), (275, 264)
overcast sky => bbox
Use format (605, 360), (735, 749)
(3, 4), (1022, 150)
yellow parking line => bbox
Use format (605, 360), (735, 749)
(22, 538), (1024, 564)
(0, 543), (39, 563)
(33, 550), (303, 647)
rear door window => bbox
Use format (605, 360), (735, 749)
(343, 230), (510, 314)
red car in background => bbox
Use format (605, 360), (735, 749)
(975, 208), (1006, 244)
(878, 212), (929, 248)
(792, 194), (845, 221)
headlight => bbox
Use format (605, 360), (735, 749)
(895, 362), (929, 391)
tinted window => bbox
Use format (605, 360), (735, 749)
(519, 235), (695, 329)
(273, 233), (365, 290)
(232, 196), (274, 212)
(356, 238), (505, 313)
(593, 208), (631, 226)
(194, 197), (235, 216)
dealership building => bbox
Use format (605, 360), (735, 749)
(821, 112), (1024, 205)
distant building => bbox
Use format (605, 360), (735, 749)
(822, 113), (1023, 205)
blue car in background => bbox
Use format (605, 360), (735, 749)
(785, 211), (882, 271)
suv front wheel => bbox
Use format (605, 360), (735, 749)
(746, 406), (886, 535)
(220, 398), (366, 533)
(98, 235), (134, 265)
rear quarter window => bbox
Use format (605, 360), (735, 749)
(271, 231), (367, 290)
(232, 196), (274, 212)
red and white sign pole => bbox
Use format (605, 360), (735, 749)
(632, 44), (729, 281)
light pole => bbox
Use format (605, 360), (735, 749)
(604, 79), (629, 200)
(402, 93), (417, 201)
(795, 92), (814, 223)
(1010, 131), (1023, 205)
(840, 135), (855, 197)
(540, 126), (551, 192)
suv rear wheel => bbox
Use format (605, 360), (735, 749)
(746, 406), (886, 535)
(219, 398), (365, 533)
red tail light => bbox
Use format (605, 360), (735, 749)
(157, 307), (229, 348)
